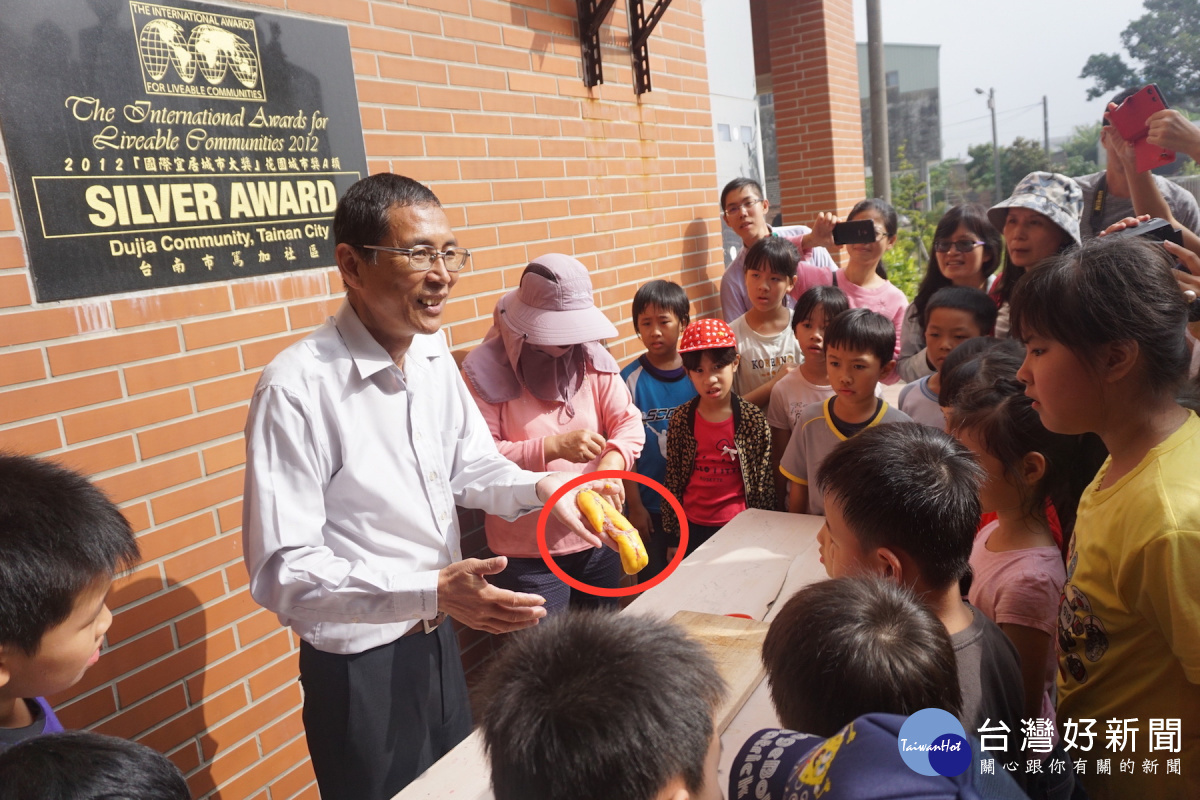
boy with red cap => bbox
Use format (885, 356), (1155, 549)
(662, 319), (774, 555)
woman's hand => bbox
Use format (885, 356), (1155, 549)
(1163, 241), (1200, 302)
(545, 429), (606, 464)
(1097, 215), (1152, 237)
(1147, 109), (1200, 162)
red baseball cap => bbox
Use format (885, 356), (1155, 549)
(678, 318), (738, 352)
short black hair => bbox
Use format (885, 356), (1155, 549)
(720, 176), (764, 209)
(744, 236), (799, 281)
(824, 308), (895, 365)
(762, 576), (962, 736)
(631, 280), (690, 328)
(333, 173), (442, 248)
(816, 423), (984, 589)
(791, 285), (849, 330)
(681, 346), (738, 372)
(0, 732), (190, 800)
(0, 454), (138, 654)
(936, 336), (1011, 408)
(480, 611), (727, 800)
(924, 286), (998, 336)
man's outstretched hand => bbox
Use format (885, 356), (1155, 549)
(437, 557), (546, 634)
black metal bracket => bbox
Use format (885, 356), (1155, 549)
(628, 0), (671, 94)
(577, 0), (618, 88)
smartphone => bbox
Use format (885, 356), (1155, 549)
(833, 219), (878, 245)
(1103, 217), (1183, 247)
(1107, 84), (1174, 172)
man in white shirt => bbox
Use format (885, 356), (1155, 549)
(242, 174), (617, 800)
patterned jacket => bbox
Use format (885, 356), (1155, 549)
(661, 394), (775, 540)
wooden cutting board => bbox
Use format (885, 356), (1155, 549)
(671, 610), (769, 733)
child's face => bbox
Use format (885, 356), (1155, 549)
(687, 352), (738, 404)
(825, 345), (892, 404)
(935, 223), (990, 286)
(1003, 207), (1067, 269)
(925, 308), (984, 372)
(954, 425), (1024, 515)
(1017, 333), (1099, 435)
(635, 304), (684, 359)
(745, 264), (795, 314)
(845, 209), (894, 269)
(818, 495), (873, 578)
(793, 306), (829, 364)
(0, 576), (112, 700)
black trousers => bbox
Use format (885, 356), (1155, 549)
(298, 622), (472, 800)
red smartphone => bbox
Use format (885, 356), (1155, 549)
(1107, 84), (1174, 172)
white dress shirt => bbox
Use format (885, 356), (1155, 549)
(242, 301), (548, 654)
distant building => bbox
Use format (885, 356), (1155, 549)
(856, 43), (941, 172)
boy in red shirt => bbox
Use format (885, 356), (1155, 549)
(662, 319), (775, 555)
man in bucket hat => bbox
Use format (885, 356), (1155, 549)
(242, 174), (621, 800)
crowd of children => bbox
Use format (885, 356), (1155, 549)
(4, 171), (1199, 800)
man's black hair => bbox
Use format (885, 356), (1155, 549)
(0, 732), (191, 800)
(816, 423), (983, 589)
(480, 611), (726, 800)
(824, 307), (895, 365)
(744, 236), (799, 281)
(632, 280), (691, 328)
(0, 454), (138, 654)
(719, 176), (764, 210)
(762, 576), (962, 737)
(333, 173), (442, 249)
(924, 286), (998, 336)
(680, 346), (738, 372)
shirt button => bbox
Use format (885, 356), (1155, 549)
(439, 512), (447, 522)
(428, 471), (438, 481)
(414, 431), (422, 441)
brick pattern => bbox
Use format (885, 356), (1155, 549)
(767, 0), (867, 223)
(0, 1), (728, 798)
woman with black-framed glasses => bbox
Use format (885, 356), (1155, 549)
(896, 204), (1004, 382)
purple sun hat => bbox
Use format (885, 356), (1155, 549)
(500, 253), (618, 346)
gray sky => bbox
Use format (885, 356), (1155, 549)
(855, 0), (1143, 161)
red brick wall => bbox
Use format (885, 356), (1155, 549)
(0, 1), (723, 798)
(767, 0), (866, 222)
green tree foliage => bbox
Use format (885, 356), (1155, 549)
(879, 145), (941, 300)
(1080, 0), (1200, 111)
(1058, 122), (1102, 177)
(966, 137), (1050, 201)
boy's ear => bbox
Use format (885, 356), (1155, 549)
(871, 546), (904, 583)
(879, 359), (897, 382)
(0, 646), (12, 690)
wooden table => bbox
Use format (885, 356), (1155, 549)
(392, 509), (829, 800)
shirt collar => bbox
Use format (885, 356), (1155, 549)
(335, 300), (443, 382)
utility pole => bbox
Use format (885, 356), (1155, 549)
(866, 0), (890, 202)
(1043, 95), (1051, 158)
(976, 87), (1001, 202)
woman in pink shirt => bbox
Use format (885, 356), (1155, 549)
(462, 254), (643, 615)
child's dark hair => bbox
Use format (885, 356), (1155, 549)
(0, 732), (191, 800)
(1011, 237), (1191, 397)
(744, 236), (799, 281)
(479, 611), (727, 800)
(912, 204), (1002, 327)
(951, 376), (1105, 544)
(720, 176), (764, 209)
(824, 308), (895, 365)
(937, 337), (1017, 408)
(0, 454), (138, 654)
(848, 198), (898, 280)
(681, 346), (738, 372)
(791, 285), (849, 330)
(817, 423), (983, 589)
(631, 279), (690, 329)
(925, 286), (998, 336)
(762, 576), (962, 737)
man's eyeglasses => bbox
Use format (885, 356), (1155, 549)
(933, 239), (986, 254)
(357, 244), (472, 272)
(722, 198), (764, 217)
